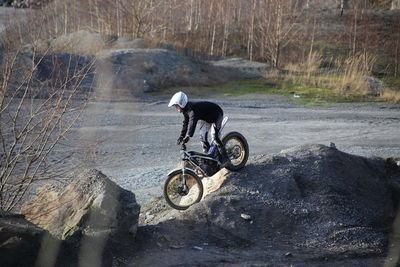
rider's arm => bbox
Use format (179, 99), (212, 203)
(187, 112), (197, 137)
(179, 113), (189, 138)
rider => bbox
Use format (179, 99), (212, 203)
(168, 91), (230, 168)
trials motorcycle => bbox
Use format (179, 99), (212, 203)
(163, 117), (249, 210)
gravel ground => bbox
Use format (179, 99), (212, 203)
(72, 94), (400, 204)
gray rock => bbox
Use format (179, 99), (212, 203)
(240, 213), (252, 221)
(364, 76), (386, 95)
(21, 169), (140, 241)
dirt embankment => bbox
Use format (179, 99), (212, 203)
(128, 144), (400, 266)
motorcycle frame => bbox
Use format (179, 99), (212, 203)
(169, 116), (229, 185)
(180, 149), (220, 178)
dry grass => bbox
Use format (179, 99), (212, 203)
(285, 51), (323, 77)
(279, 51), (378, 97)
(380, 90), (400, 103)
(335, 53), (377, 95)
(264, 69), (281, 80)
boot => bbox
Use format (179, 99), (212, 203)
(217, 144), (231, 168)
(201, 141), (210, 154)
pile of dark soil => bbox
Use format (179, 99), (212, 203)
(132, 144), (400, 266)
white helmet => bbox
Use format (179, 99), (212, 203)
(168, 91), (188, 108)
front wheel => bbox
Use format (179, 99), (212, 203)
(163, 169), (204, 210)
(222, 131), (249, 171)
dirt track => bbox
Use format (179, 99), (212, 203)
(74, 94), (400, 204)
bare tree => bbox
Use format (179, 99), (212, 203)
(256, 0), (298, 67)
(120, 0), (159, 38)
(0, 48), (95, 211)
(248, 0), (257, 61)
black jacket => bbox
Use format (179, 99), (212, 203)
(180, 101), (223, 138)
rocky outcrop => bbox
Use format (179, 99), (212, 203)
(0, 169), (140, 267)
(21, 169), (140, 241)
(179, 168), (229, 207)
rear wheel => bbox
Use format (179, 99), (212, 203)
(222, 131), (249, 171)
(163, 169), (203, 210)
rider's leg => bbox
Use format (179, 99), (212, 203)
(198, 120), (211, 153)
(201, 135), (210, 153)
(211, 120), (230, 168)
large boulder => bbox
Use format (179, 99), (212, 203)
(21, 169), (140, 241)
(140, 145), (400, 257)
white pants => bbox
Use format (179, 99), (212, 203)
(198, 120), (218, 144)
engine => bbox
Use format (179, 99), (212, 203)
(198, 158), (219, 176)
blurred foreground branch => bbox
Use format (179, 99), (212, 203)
(0, 47), (96, 211)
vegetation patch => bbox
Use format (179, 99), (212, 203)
(152, 77), (383, 105)
(152, 50), (398, 104)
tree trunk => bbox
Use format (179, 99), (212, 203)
(352, 7), (358, 55)
(248, 0), (257, 61)
(64, 1), (68, 35)
(395, 38), (399, 76)
(210, 24), (216, 56)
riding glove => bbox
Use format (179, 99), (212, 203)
(183, 135), (190, 144)
(177, 136), (184, 145)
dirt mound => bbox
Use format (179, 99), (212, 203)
(135, 144), (400, 265)
(94, 49), (231, 98)
(209, 57), (275, 79)
(3, 30), (278, 101)
(3, 48), (229, 100)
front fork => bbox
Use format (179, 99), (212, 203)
(179, 159), (188, 195)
